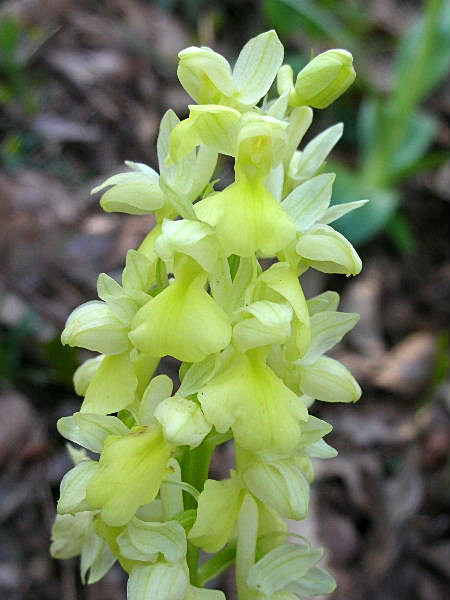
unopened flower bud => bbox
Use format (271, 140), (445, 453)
(276, 64), (294, 96)
(154, 396), (211, 448)
(293, 49), (355, 109)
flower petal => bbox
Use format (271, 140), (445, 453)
(57, 460), (99, 514)
(86, 426), (171, 526)
(306, 290), (340, 315)
(154, 219), (218, 273)
(177, 46), (234, 104)
(129, 263), (231, 363)
(81, 352), (138, 415)
(300, 356), (361, 403)
(240, 451), (310, 520)
(233, 300), (293, 352)
(169, 105), (240, 163)
(195, 179), (296, 258)
(188, 476), (243, 553)
(128, 561), (189, 600)
(321, 199), (369, 224)
(154, 396), (212, 448)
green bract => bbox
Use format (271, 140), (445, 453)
(53, 30), (365, 599)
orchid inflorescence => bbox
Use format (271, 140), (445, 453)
(51, 30), (365, 599)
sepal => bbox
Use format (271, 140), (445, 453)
(80, 352), (138, 414)
(290, 123), (343, 184)
(281, 173), (335, 233)
(185, 587), (226, 600)
(239, 450), (310, 520)
(61, 301), (130, 354)
(50, 512), (92, 558)
(122, 250), (154, 292)
(117, 518), (186, 563)
(283, 106), (313, 168)
(177, 46), (234, 104)
(73, 355), (104, 396)
(286, 566), (336, 596)
(247, 542), (323, 596)
(128, 561), (189, 600)
(297, 414), (332, 447)
(80, 525), (116, 584)
(300, 356), (361, 403)
(306, 438), (338, 459)
(306, 290), (340, 315)
(259, 262), (310, 356)
(303, 309), (359, 363)
(233, 300), (293, 352)
(296, 224), (362, 275)
(57, 412), (129, 453)
(139, 374), (174, 426)
(321, 199), (369, 224)
(57, 460), (99, 514)
(92, 164), (164, 215)
(232, 30), (284, 105)
(169, 105), (240, 163)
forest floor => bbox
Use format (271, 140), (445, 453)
(0, 1), (448, 599)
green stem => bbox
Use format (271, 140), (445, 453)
(181, 437), (216, 585)
(187, 543), (201, 586)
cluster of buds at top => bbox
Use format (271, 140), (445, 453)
(51, 31), (365, 600)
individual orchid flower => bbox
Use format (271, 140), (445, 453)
(61, 250), (160, 414)
(92, 109), (217, 220)
(198, 347), (307, 455)
(56, 377), (212, 530)
(246, 542), (336, 599)
(129, 256), (232, 362)
(192, 114), (297, 258)
(177, 30), (284, 110)
(51, 511), (116, 584)
(269, 290), (361, 404)
(280, 167), (366, 276)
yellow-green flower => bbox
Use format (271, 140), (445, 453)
(198, 348), (307, 454)
(86, 425), (171, 526)
(129, 257), (231, 362)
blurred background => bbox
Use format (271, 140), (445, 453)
(0, 1), (449, 599)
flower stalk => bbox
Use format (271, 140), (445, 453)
(51, 30), (365, 599)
